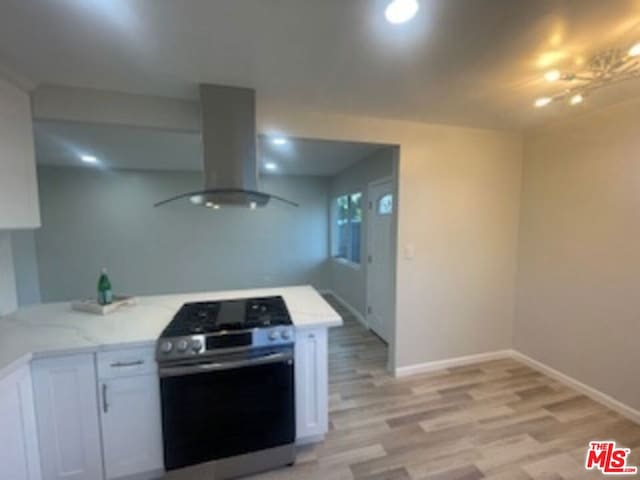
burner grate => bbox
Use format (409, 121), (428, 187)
(160, 296), (292, 338)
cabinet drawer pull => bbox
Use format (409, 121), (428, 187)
(308, 333), (315, 339)
(110, 360), (144, 368)
(102, 383), (109, 413)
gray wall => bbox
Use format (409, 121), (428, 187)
(329, 147), (395, 316)
(516, 98), (640, 411)
(10, 230), (41, 306)
(32, 166), (330, 302)
(0, 232), (17, 315)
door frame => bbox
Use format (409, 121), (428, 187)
(365, 176), (394, 342)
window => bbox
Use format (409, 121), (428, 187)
(377, 193), (393, 215)
(333, 192), (362, 264)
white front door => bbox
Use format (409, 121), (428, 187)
(366, 179), (394, 343)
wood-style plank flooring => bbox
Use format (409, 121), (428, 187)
(248, 295), (640, 479)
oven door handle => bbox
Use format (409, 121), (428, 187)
(159, 351), (293, 378)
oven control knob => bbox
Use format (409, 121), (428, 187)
(281, 329), (291, 340)
(176, 339), (189, 352)
(191, 339), (203, 352)
(269, 330), (280, 341)
(160, 341), (173, 354)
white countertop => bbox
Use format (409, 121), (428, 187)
(0, 285), (342, 379)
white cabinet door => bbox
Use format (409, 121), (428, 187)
(17, 366), (43, 480)
(0, 76), (40, 229)
(294, 327), (328, 443)
(32, 354), (103, 480)
(0, 365), (42, 480)
(99, 375), (164, 480)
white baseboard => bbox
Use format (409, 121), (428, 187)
(509, 349), (640, 425)
(296, 434), (325, 446)
(394, 350), (512, 378)
(394, 348), (640, 425)
(321, 290), (369, 329)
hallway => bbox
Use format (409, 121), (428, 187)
(327, 295), (389, 392)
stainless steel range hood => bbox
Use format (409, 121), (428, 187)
(154, 84), (297, 209)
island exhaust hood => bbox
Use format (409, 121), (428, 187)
(154, 84), (297, 209)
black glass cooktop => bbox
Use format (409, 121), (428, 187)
(161, 296), (292, 337)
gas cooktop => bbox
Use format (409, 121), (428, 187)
(160, 296), (292, 337)
(157, 296), (294, 361)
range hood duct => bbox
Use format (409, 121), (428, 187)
(154, 84), (297, 209)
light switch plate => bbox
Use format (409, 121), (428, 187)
(404, 243), (415, 260)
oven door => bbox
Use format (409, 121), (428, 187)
(159, 348), (295, 471)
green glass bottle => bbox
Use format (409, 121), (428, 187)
(97, 268), (113, 305)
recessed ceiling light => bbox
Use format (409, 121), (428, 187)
(534, 97), (553, 108)
(629, 43), (640, 57)
(385, 0), (419, 24)
(271, 137), (288, 146)
(569, 94), (584, 105)
(249, 202), (257, 210)
(264, 162), (278, 171)
(544, 69), (561, 82)
(80, 155), (98, 164)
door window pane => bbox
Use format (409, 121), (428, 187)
(377, 194), (393, 215)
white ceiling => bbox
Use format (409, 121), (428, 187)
(34, 121), (383, 176)
(1, 1), (640, 129)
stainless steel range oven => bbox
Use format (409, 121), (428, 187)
(156, 297), (296, 479)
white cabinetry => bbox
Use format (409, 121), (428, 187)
(97, 348), (164, 480)
(0, 365), (42, 480)
(294, 327), (328, 443)
(32, 354), (103, 480)
(0, 76), (40, 229)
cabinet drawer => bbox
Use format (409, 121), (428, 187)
(97, 347), (157, 379)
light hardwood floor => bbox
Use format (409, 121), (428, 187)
(248, 295), (640, 480)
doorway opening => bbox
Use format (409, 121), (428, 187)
(324, 143), (399, 373)
(25, 121), (400, 373)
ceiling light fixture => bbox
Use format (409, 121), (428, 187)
(544, 69), (562, 82)
(271, 137), (288, 146)
(534, 97), (552, 108)
(385, 0), (419, 24)
(569, 93), (584, 106)
(264, 162), (278, 171)
(533, 42), (640, 108)
(80, 155), (98, 164)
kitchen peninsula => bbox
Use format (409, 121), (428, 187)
(0, 285), (341, 480)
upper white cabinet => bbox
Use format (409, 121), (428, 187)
(0, 365), (42, 480)
(97, 348), (164, 480)
(295, 327), (329, 443)
(0, 76), (40, 229)
(32, 354), (104, 480)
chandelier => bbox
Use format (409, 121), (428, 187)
(534, 42), (640, 108)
